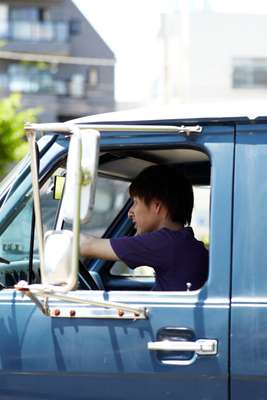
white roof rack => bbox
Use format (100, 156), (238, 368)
(70, 100), (267, 124)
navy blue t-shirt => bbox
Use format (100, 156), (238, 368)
(110, 227), (208, 291)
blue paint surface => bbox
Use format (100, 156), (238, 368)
(0, 120), (236, 399)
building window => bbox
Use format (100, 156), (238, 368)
(0, 4), (8, 37)
(55, 80), (68, 96)
(233, 58), (267, 89)
(69, 19), (81, 35)
(6, 6), (68, 42)
(69, 74), (85, 97)
(9, 7), (41, 22)
(7, 63), (54, 94)
(89, 68), (99, 87)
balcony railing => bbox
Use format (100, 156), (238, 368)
(0, 20), (69, 42)
(0, 73), (113, 99)
(0, 74), (85, 97)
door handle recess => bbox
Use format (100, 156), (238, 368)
(147, 339), (217, 356)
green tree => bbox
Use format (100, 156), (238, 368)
(0, 93), (40, 177)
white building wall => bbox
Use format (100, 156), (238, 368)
(155, 11), (267, 104)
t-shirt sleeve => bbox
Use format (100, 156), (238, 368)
(110, 231), (167, 269)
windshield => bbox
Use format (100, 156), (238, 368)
(0, 154), (30, 207)
(0, 134), (58, 208)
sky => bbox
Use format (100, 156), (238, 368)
(73, 0), (162, 103)
(73, 0), (267, 104)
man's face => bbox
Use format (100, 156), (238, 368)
(128, 196), (161, 234)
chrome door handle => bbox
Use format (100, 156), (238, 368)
(147, 339), (217, 355)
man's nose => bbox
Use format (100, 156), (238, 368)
(128, 206), (134, 219)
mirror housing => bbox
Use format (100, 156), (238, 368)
(61, 128), (100, 224)
(26, 124), (100, 292)
(43, 230), (76, 290)
(42, 127), (99, 292)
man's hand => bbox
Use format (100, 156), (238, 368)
(80, 234), (119, 261)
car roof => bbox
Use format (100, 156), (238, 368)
(70, 100), (267, 125)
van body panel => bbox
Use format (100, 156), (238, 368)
(0, 118), (237, 399)
(231, 125), (267, 399)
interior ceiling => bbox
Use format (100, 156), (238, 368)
(98, 148), (210, 185)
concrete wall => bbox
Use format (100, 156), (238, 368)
(156, 11), (267, 103)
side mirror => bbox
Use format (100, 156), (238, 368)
(26, 123), (100, 293)
(43, 127), (100, 291)
(61, 129), (100, 223)
(43, 230), (74, 288)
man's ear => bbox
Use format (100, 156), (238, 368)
(153, 200), (163, 214)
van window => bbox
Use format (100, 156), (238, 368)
(0, 167), (63, 286)
(110, 185), (210, 278)
(0, 168), (129, 287)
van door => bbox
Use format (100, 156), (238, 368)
(231, 123), (267, 399)
(0, 124), (234, 400)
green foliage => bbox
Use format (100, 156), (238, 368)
(0, 93), (40, 177)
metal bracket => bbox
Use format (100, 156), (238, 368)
(15, 282), (147, 320)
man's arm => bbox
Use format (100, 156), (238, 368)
(80, 234), (119, 261)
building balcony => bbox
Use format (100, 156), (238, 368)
(0, 73), (114, 102)
(0, 20), (70, 55)
(0, 73), (114, 121)
(0, 20), (69, 42)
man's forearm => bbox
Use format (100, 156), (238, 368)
(80, 235), (119, 261)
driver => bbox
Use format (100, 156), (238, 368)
(80, 165), (208, 291)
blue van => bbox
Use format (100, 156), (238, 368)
(0, 103), (266, 399)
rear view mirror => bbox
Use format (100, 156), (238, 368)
(53, 175), (65, 200)
(61, 128), (100, 224)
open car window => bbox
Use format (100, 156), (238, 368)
(1, 141), (211, 291)
(110, 185), (210, 278)
(82, 146), (211, 292)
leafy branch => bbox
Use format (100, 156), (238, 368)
(0, 93), (40, 177)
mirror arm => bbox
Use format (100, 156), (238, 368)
(37, 290), (147, 317)
(15, 282), (147, 319)
(67, 124), (82, 292)
(27, 291), (50, 316)
(27, 129), (45, 280)
(17, 287), (50, 316)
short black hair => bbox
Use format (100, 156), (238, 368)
(129, 165), (194, 225)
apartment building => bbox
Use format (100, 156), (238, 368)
(0, 0), (115, 121)
(154, 6), (267, 104)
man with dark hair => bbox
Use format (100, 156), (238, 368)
(80, 165), (208, 291)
